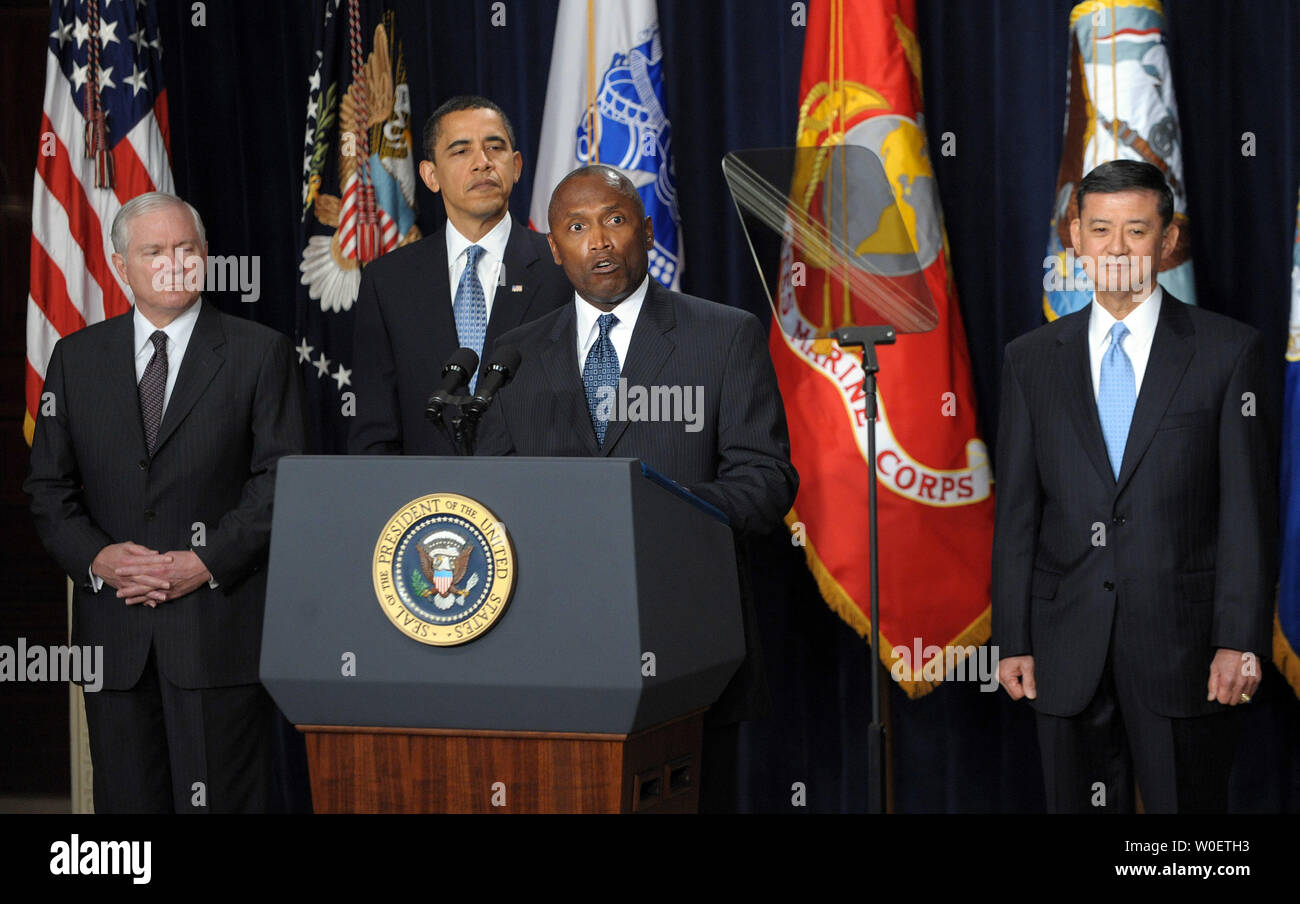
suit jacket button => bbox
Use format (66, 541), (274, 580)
(138, 460), (149, 470)
(1103, 580), (1115, 591)
(143, 509), (156, 520)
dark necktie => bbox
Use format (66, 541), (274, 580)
(139, 329), (168, 454)
(583, 313), (620, 445)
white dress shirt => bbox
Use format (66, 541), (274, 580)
(1088, 285), (1163, 400)
(133, 298), (202, 414)
(447, 215), (511, 321)
(576, 276), (650, 375)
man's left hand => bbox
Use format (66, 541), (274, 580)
(116, 550), (212, 607)
(1206, 648), (1260, 706)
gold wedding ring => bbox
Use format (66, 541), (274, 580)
(1240, 693), (1252, 703)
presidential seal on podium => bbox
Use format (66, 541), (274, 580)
(372, 493), (516, 645)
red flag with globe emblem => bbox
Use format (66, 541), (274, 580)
(771, 0), (994, 697)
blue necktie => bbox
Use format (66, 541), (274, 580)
(583, 313), (620, 445)
(1098, 321), (1136, 479)
(454, 244), (487, 392)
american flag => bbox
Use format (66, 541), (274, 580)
(25, 0), (174, 445)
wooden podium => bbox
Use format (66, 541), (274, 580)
(261, 457), (744, 814)
(301, 710), (704, 813)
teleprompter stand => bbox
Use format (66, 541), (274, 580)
(831, 324), (896, 816)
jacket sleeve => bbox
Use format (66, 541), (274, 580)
(199, 334), (308, 588)
(472, 389), (516, 457)
(688, 314), (798, 535)
(1210, 330), (1278, 655)
(348, 269), (403, 454)
(991, 345), (1042, 659)
(24, 340), (115, 584)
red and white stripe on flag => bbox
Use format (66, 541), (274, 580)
(25, 0), (174, 444)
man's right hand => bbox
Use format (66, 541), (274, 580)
(999, 654), (1038, 700)
(91, 542), (173, 605)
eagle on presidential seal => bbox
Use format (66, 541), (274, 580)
(414, 530), (480, 610)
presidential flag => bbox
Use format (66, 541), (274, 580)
(530, 0), (683, 290)
(296, 0), (418, 450)
(1043, 0), (1195, 319)
(1277, 188), (1300, 698)
(772, 0), (994, 697)
(25, 0), (174, 445)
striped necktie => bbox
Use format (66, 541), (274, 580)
(139, 329), (168, 454)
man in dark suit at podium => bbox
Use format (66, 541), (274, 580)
(349, 95), (571, 455)
(25, 192), (307, 812)
(992, 160), (1276, 812)
(475, 166), (797, 809)
(475, 164), (798, 535)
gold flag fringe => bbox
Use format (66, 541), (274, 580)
(787, 506), (992, 700)
(1272, 608), (1300, 700)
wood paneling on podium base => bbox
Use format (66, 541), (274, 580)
(301, 709), (704, 813)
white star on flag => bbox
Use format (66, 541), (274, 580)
(124, 64), (148, 96)
(296, 338), (314, 363)
(333, 365), (352, 390)
(98, 20), (119, 47)
(314, 352), (331, 378)
(72, 19), (89, 48)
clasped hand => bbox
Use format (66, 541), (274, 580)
(91, 542), (211, 607)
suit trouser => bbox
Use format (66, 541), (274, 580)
(82, 645), (272, 814)
(1033, 640), (1242, 813)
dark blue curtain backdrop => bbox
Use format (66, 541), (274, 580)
(153, 0), (1300, 812)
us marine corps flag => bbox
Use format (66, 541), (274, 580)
(772, 0), (994, 697)
(1043, 0), (1195, 319)
(296, 0), (418, 449)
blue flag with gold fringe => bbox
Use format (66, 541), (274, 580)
(1277, 188), (1300, 698)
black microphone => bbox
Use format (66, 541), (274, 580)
(462, 345), (521, 417)
(425, 347), (480, 422)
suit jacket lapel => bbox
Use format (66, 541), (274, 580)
(483, 217), (545, 357)
(152, 302), (225, 455)
(1055, 310), (1114, 488)
(601, 282), (676, 456)
(1115, 295), (1194, 493)
(540, 303), (600, 455)
(107, 313), (147, 457)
